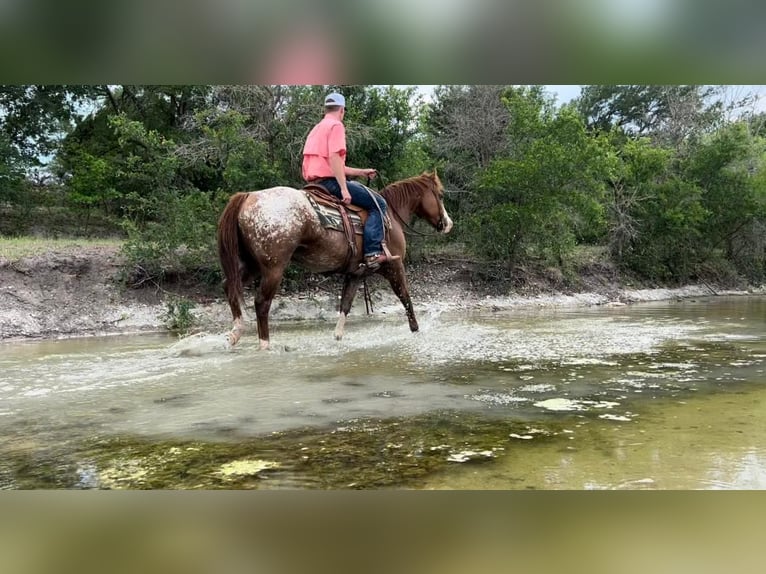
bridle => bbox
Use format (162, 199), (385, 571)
(372, 175), (447, 237)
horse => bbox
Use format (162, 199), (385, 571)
(216, 171), (453, 350)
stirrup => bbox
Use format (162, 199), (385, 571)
(364, 253), (400, 271)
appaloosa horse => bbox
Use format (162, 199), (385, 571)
(217, 171), (453, 349)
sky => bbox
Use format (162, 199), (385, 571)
(546, 85), (583, 105)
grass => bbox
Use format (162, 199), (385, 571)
(0, 236), (123, 261)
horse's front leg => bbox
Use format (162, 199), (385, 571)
(334, 274), (364, 340)
(380, 262), (418, 333)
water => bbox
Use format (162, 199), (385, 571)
(1, 295), (765, 489)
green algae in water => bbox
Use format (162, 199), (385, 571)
(2, 412), (567, 489)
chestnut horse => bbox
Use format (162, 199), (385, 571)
(217, 171), (453, 349)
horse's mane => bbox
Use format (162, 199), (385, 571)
(380, 172), (438, 209)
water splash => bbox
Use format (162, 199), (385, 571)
(166, 332), (232, 357)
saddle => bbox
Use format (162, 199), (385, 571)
(303, 182), (395, 273)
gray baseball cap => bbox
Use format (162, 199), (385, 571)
(324, 92), (346, 107)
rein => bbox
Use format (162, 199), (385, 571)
(391, 205), (442, 237)
(371, 174), (445, 237)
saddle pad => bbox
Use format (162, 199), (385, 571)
(305, 192), (364, 235)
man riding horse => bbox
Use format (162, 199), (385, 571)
(302, 92), (400, 271)
(217, 93), (453, 349)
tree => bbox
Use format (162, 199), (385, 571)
(684, 121), (766, 280)
(608, 138), (708, 282)
(342, 85), (426, 181)
(576, 85), (724, 148)
(466, 87), (609, 267)
(0, 85), (103, 231)
(0, 85), (99, 165)
(604, 137), (676, 262)
(57, 85), (216, 201)
(0, 131), (24, 204)
(424, 85), (511, 190)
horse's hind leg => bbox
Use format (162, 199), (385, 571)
(254, 266), (285, 350)
(334, 274), (364, 340)
(225, 266), (254, 347)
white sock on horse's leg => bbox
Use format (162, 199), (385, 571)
(334, 312), (347, 340)
(226, 317), (244, 347)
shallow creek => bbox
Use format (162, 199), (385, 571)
(1, 296), (764, 489)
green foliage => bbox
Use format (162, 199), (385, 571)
(463, 201), (523, 263)
(605, 137), (674, 261)
(187, 107), (281, 192)
(64, 150), (119, 220)
(576, 85), (724, 146)
(466, 88), (609, 267)
(4, 84), (766, 290)
(0, 131), (25, 204)
(423, 85), (511, 190)
(343, 85), (425, 181)
(161, 297), (197, 335)
(621, 177), (708, 282)
(604, 134), (717, 283)
(606, 120), (766, 283)
(687, 123), (764, 240)
(684, 121), (766, 281)
(0, 85), (98, 166)
(121, 189), (227, 283)
(107, 114), (183, 224)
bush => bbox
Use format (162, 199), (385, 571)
(121, 189), (228, 284)
(161, 297), (197, 335)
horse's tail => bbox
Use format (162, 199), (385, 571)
(217, 192), (250, 319)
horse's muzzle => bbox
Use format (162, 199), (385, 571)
(437, 213), (454, 234)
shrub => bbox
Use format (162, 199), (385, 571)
(121, 189), (228, 284)
(161, 297), (197, 335)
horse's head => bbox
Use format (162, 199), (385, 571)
(416, 170), (453, 234)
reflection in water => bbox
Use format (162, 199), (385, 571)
(0, 296), (765, 489)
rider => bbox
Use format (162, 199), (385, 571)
(302, 92), (398, 270)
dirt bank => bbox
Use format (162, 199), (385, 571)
(1, 245), (761, 341)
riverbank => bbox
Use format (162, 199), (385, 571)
(1, 243), (763, 341)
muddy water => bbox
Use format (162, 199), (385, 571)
(1, 295), (764, 489)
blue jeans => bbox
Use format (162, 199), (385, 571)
(315, 178), (388, 256)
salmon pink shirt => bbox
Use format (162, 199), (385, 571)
(302, 116), (346, 180)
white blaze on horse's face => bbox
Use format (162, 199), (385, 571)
(435, 187), (453, 234)
(431, 172), (453, 234)
(440, 202), (454, 234)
